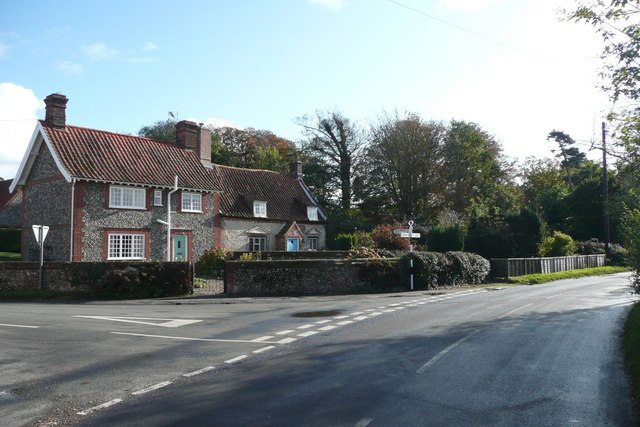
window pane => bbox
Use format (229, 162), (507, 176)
(154, 190), (162, 206)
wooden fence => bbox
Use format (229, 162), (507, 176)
(490, 254), (605, 278)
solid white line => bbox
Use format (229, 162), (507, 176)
(417, 332), (478, 374)
(276, 330), (295, 335)
(499, 303), (534, 319)
(253, 345), (275, 354)
(225, 355), (248, 364)
(251, 336), (274, 342)
(354, 417), (374, 427)
(0, 323), (39, 329)
(111, 332), (276, 344)
(315, 319), (332, 324)
(319, 325), (337, 331)
(546, 292), (572, 299)
(77, 398), (123, 416)
(298, 330), (318, 337)
(183, 366), (216, 377)
(277, 337), (297, 344)
(132, 381), (172, 396)
(297, 324), (315, 329)
(337, 320), (354, 326)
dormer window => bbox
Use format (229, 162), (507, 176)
(254, 201), (267, 218)
(307, 206), (318, 221)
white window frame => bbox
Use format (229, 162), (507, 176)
(307, 206), (318, 221)
(249, 236), (267, 252)
(109, 186), (146, 210)
(253, 201), (267, 218)
(181, 192), (202, 212)
(308, 236), (318, 251)
(153, 189), (163, 206)
(108, 233), (145, 260)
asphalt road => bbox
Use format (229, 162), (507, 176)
(0, 273), (637, 426)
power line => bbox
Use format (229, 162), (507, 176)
(385, 0), (549, 62)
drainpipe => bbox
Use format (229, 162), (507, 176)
(166, 176), (179, 261)
(69, 178), (76, 261)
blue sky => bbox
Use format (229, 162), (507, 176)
(1, 0), (607, 179)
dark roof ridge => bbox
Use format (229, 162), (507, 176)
(41, 121), (180, 147)
(213, 163), (290, 176)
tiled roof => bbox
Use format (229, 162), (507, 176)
(214, 165), (323, 222)
(42, 122), (219, 191)
(0, 179), (15, 210)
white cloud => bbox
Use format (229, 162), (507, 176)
(84, 42), (119, 61)
(310, 0), (343, 12)
(143, 41), (158, 52)
(437, 0), (504, 12)
(0, 83), (43, 179)
(57, 60), (83, 75)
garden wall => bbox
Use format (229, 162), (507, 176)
(0, 261), (192, 298)
(225, 259), (389, 296)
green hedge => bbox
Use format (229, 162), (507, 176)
(72, 262), (192, 299)
(398, 251), (490, 289)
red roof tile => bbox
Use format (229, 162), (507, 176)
(214, 165), (323, 222)
(42, 122), (219, 191)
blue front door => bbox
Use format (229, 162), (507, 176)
(172, 235), (188, 261)
(286, 238), (299, 252)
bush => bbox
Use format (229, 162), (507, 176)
(196, 249), (231, 276)
(539, 231), (577, 257)
(427, 224), (466, 252)
(398, 251), (489, 289)
(335, 233), (358, 250)
(356, 259), (402, 291)
(577, 238), (629, 266)
(371, 223), (410, 251)
(621, 207), (640, 292)
(88, 262), (192, 299)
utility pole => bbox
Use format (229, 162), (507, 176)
(602, 122), (611, 259)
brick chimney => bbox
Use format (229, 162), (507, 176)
(44, 93), (68, 128)
(175, 120), (198, 150)
(289, 160), (303, 178)
(197, 124), (212, 167)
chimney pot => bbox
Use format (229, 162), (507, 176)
(44, 93), (68, 128)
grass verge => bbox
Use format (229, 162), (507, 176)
(0, 251), (21, 261)
(506, 266), (631, 285)
(624, 302), (640, 422)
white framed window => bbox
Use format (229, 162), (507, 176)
(253, 201), (267, 218)
(249, 236), (267, 252)
(109, 186), (146, 209)
(307, 206), (318, 221)
(154, 190), (163, 206)
(308, 236), (318, 251)
(181, 192), (202, 212)
(108, 234), (145, 259)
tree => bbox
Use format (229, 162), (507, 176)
(296, 110), (365, 212)
(138, 112), (178, 142)
(547, 130), (586, 190)
(520, 157), (570, 232)
(567, 1), (640, 158)
(365, 111), (446, 221)
(441, 121), (515, 217)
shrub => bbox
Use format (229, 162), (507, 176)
(348, 247), (381, 259)
(577, 238), (628, 266)
(239, 252), (262, 261)
(621, 207), (640, 292)
(539, 231), (577, 257)
(196, 249), (231, 276)
(427, 224), (465, 252)
(398, 251), (489, 289)
(335, 233), (358, 250)
(356, 258), (402, 290)
(371, 223), (410, 251)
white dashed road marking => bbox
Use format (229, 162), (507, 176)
(131, 381), (172, 396)
(77, 399), (123, 416)
(0, 323), (39, 329)
(183, 366), (216, 377)
(297, 324), (315, 329)
(298, 331), (318, 337)
(225, 355), (248, 364)
(276, 330), (295, 335)
(76, 316), (201, 328)
(355, 417), (374, 427)
(111, 332), (278, 344)
(416, 331), (479, 373)
(251, 336), (274, 342)
(253, 345), (275, 354)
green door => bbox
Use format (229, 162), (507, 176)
(172, 235), (188, 261)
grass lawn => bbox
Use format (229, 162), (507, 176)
(0, 251), (20, 261)
(505, 266), (631, 285)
